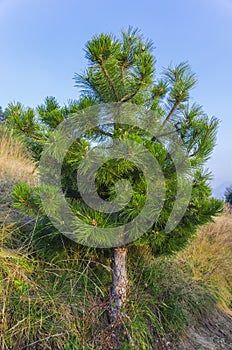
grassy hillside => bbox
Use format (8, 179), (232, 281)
(0, 128), (231, 349)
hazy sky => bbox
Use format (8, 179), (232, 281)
(1, 0), (232, 197)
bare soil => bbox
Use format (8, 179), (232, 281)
(177, 309), (232, 350)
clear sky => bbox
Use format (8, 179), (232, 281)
(1, 0), (232, 197)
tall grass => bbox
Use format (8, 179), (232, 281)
(0, 126), (37, 184)
(0, 252), (109, 350)
(177, 214), (232, 314)
(1, 214), (231, 349)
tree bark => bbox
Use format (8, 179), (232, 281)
(110, 246), (128, 323)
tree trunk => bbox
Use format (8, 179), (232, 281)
(110, 245), (128, 322)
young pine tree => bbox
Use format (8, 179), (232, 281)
(8, 28), (222, 322)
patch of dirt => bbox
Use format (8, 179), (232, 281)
(177, 309), (232, 350)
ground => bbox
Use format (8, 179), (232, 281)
(178, 309), (232, 350)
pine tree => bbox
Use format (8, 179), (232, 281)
(7, 28), (222, 322)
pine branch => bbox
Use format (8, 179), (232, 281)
(161, 101), (180, 128)
(16, 123), (43, 141)
(151, 101), (179, 141)
(158, 128), (181, 138)
(188, 128), (210, 157)
(100, 60), (119, 101)
(93, 127), (113, 138)
(27, 132), (43, 141)
(120, 76), (145, 102)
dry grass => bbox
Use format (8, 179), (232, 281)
(0, 127), (37, 185)
(177, 214), (232, 314)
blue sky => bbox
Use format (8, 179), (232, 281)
(1, 0), (232, 197)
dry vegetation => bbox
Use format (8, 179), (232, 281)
(177, 215), (232, 314)
(0, 127), (37, 184)
(176, 215), (232, 349)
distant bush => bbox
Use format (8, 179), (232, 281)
(225, 185), (232, 205)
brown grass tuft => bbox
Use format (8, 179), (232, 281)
(0, 128), (37, 185)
